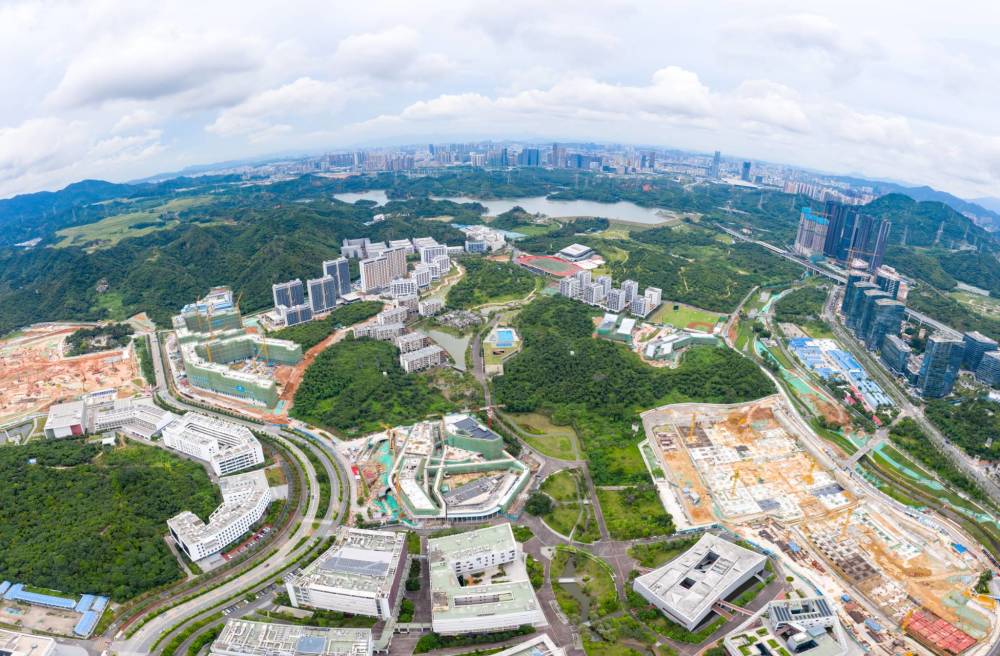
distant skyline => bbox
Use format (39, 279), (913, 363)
(3, 1), (1000, 200)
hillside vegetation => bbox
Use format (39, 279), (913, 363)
(268, 301), (383, 350)
(0, 439), (220, 600)
(291, 337), (455, 437)
(446, 258), (535, 308)
(494, 296), (775, 483)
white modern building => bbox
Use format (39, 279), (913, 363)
(557, 243), (594, 261)
(161, 412), (264, 476)
(91, 397), (177, 439)
(0, 628), (55, 656)
(400, 345), (446, 373)
(43, 400), (87, 438)
(427, 524), (547, 635)
(389, 278), (419, 299)
(286, 528), (407, 619)
(723, 597), (848, 656)
(168, 470), (273, 561)
(492, 634), (565, 656)
(210, 620), (373, 656)
(633, 533), (767, 631)
(420, 244), (448, 263)
(353, 322), (406, 341)
(396, 332), (430, 354)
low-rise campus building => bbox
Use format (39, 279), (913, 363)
(168, 470), (273, 562)
(162, 412), (264, 476)
(286, 528), (407, 619)
(211, 620), (373, 656)
(633, 533), (767, 631)
(427, 524), (547, 634)
(0, 627), (56, 656)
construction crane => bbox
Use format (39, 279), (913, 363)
(730, 470), (741, 495)
(688, 413), (698, 443)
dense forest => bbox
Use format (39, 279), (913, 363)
(925, 398), (1000, 460)
(773, 286), (828, 328)
(494, 296), (775, 483)
(64, 322), (135, 356)
(0, 439), (220, 600)
(268, 301), (383, 350)
(290, 337), (455, 436)
(446, 258), (536, 309)
(887, 418), (986, 500)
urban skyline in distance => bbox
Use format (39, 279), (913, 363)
(3, 0), (1000, 203)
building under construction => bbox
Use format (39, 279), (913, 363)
(173, 288), (302, 407)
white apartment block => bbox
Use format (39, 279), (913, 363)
(353, 322), (406, 341)
(389, 238), (415, 255)
(411, 265), (433, 289)
(419, 244), (448, 263)
(400, 345), (446, 373)
(412, 237), (439, 251)
(211, 620), (373, 656)
(433, 254), (451, 276)
(644, 286), (663, 311)
(168, 470), (273, 561)
(287, 528), (407, 619)
(378, 307), (409, 325)
(418, 299), (444, 317)
(396, 332), (430, 354)
(558, 278), (580, 299)
(630, 296), (649, 317)
(359, 256), (393, 293)
(389, 278), (419, 299)
(161, 412), (264, 476)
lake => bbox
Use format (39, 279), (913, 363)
(333, 190), (390, 206)
(424, 328), (470, 371)
(434, 195), (669, 225)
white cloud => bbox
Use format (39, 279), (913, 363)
(206, 77), (358, 138)
(332, 26), (455, 80)
(47, 30), (262, 108)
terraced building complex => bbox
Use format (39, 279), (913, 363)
(211, 620), (373, 656)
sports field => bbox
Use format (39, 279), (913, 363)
(650, 301), (725, 331)
(515, 254), (581, 277)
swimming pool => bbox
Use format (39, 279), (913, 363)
(496, 328), (515, 348)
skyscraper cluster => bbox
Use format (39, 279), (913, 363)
(272, 257), (350, 327)
(794, 201), (890, 273)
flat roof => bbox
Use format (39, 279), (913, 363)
(491, 634), (565, 656)
(635, 533), (766, 626)
(167, 470), (271, 547)
(428, 524), (543, 622)
(0, 628), (56, 656)
(559, 243), (594, 256)
(290, 528), (405, 596)
(211, 620), (372, 656)
(45, 401), (85, 429)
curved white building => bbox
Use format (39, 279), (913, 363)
(168, 470), (272, 562)
(162, 412), (264, 476)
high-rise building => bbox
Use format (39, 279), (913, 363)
(874, 266), (904, 299)
(272, 279), (305, 309)
(307, 276), (339, 314)
(975, 351), (1000, 387)
(794, 207), (830, 257)
(863, 299), (905, 351)
(551, 143), (563, 167)
(596, 275), (613, 296)
(918, 333), (965, 398)
(279, 303), (313, 327)
(822, 201), (858, 261)
(323, 257), (351, 296)
(622, 279), (639, 304)
(517, 148), (540, 166)
(848, 214), (891, 273)
(359, 256), (393, 292)
(841, 268), (870, 314)
(559, 278), (580, 299)
(844, 282), (879, 331)
(962, 331), (998, 371)
(709, 151), (721, 179)
(644, 286), (663, 312)
(419, 244), (448, 264)
(384, 246), (407, 280)
(583, 283), (606, 306)
(740, 161), (752, 182)
(605, 288), (626, 312)
(575, 270), (592, 289)
(853, 289), (890, 340)
(630, 296), (649, 317)
(389, 278), (419, 299)
(881, 334), (912, 375)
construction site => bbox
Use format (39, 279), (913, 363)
(641, 396), (999, 656)
(0, 323), (143, 426)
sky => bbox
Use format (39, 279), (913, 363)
(3, 0), (1000, 200)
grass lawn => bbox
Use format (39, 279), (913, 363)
(507, 412), (580, 460)
(544, 504), (582, 538)
(55, 196), (216, 250)
(628, 536), (699, 568)
(596, 488), (674, 540)
(541, 470), (582, 503)
(650, 301), (725, 331)
(552, 548), (619, 624)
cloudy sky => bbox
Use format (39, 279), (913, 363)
(3, 0), (1000, 200)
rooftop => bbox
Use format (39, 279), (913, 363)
(290, 528), (405, 596)
(167, 470), (271, 547)
(162, 412), (260, 461)
(211, 620), (372, 656)
(491, 634), (565, 656)
(558, 243), (594, 257)
(0, 627), (56, 656)
(635, 533), (766, 625)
